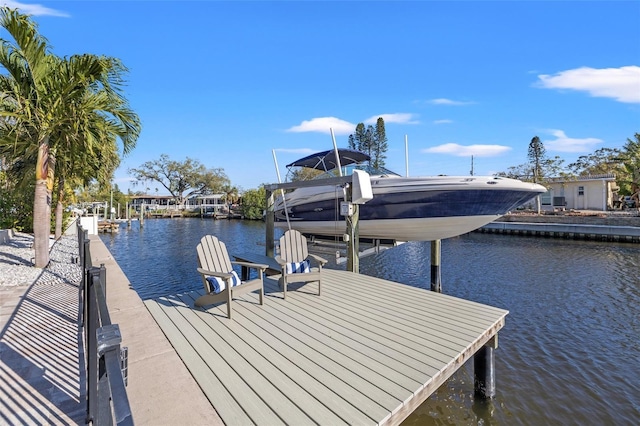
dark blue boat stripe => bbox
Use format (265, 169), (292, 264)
(276, 190), (536, 221)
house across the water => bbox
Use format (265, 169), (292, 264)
(539, 174), (618, 211)
(129, 194), (228, 214)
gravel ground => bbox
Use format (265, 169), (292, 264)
(0, 232), (80, 287)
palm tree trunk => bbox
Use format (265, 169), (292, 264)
(33, 139), (51, 268)
(55, 200), (63, 239)
(33, 180), (49, 267)
(55, 176), (64, 239)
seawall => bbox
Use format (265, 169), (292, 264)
(478, 212), (640, 242)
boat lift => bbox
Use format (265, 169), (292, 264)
(264, 170), (375, 273)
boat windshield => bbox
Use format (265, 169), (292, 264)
(308, 163), (401, 180)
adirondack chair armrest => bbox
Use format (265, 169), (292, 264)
(230, 261), (268, 272)
(307, 253), (328, 267)
(196, 268), (232, 279)
(274, 256), (287, 267)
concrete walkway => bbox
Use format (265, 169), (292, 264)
(1, 236), (85, 425)
(0, 232), (222, 425)
(89, 234), (223, 425)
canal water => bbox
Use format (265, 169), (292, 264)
(100, 218), (639, 425)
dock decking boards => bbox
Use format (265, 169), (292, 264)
(144, 269), (507, 425)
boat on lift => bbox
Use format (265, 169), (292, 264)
(274, 148), (547, 241)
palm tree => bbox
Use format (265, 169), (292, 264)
(50, 74), (138, 238)
(0, 8), (140, 266)
(222, 184), (239, 213)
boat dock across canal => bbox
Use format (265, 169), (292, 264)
(145, 268), (507, 425)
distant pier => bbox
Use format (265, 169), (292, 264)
(478, 218), (640, 243)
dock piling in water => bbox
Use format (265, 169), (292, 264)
(474, 336), (497, 399)
(431, 239), (442, 292)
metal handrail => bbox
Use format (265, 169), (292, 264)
(78, 223), (133, 425)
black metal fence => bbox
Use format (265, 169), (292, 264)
(78, 223), (133, 425)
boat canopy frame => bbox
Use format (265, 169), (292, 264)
(286, 148), (400, 179)
(286, 149), (371, 171)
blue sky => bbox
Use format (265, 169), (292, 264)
(4, 1), (640, 194)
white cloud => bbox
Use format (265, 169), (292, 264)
(537, 66), (640, 103)
(544, 129), (603, 153)
(422, 143), (511, 157)
(2, 1), (69, 17)
(433, 119), (453, 124)
(427, 98), (474, 106)
(286, 117), (355, 135)
(363, 113), (419, 125)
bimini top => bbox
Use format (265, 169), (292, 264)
(286, 149), (371, 171)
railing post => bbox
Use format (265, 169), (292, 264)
(82, 230), (91, 330)
(77, 221), (84, 265)
(97, 324), (122, 425)
(82, 242), (132, 425)
(86, 266), (101, 424)
(78, 226), (85, 328)
(100, 263), (107, 299)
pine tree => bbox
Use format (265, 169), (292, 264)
(527, 136), (546, 214)
(348, 118), (388, 168)
(372, 117), (387, 169)
(528, 136), (546, 183)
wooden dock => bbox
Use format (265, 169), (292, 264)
(144, 269), (507, 425)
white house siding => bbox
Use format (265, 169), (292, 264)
(543, 175), (616, 211)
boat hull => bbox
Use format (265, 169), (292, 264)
(274, 176), (546, 241)
(276, 215), (504, 241)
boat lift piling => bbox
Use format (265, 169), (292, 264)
(344, 185), (359, 273)
(264, 171), (372, 273)
(430, 239), (442, 293)
(264, 177), (360, 272)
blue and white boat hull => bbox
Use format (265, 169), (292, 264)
(274, 175), (546, 241)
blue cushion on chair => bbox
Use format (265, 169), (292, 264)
(285, 260), (310, 274)
(206, 270), (241, 293)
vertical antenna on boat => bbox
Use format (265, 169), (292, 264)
(272, 150), (291, 230)
(330, 128), (343, 177)
(405, 134), (409, 177)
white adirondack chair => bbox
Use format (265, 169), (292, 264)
(275, 230), (328, 300)
(195, 235), (267, 319)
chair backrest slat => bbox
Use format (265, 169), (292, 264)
(197, 235), (232, 273)
(279, 230), (308, 263)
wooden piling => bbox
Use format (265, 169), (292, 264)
(126, 202), (131, 228)
(265, 189), (275, 258)
(430, 239), (441, 292)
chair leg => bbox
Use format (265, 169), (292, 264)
(259, 271), (264, 305)
(227, 290), (232, 319)
(283, 277), (287, 300)
(318, 280), (321, 296)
